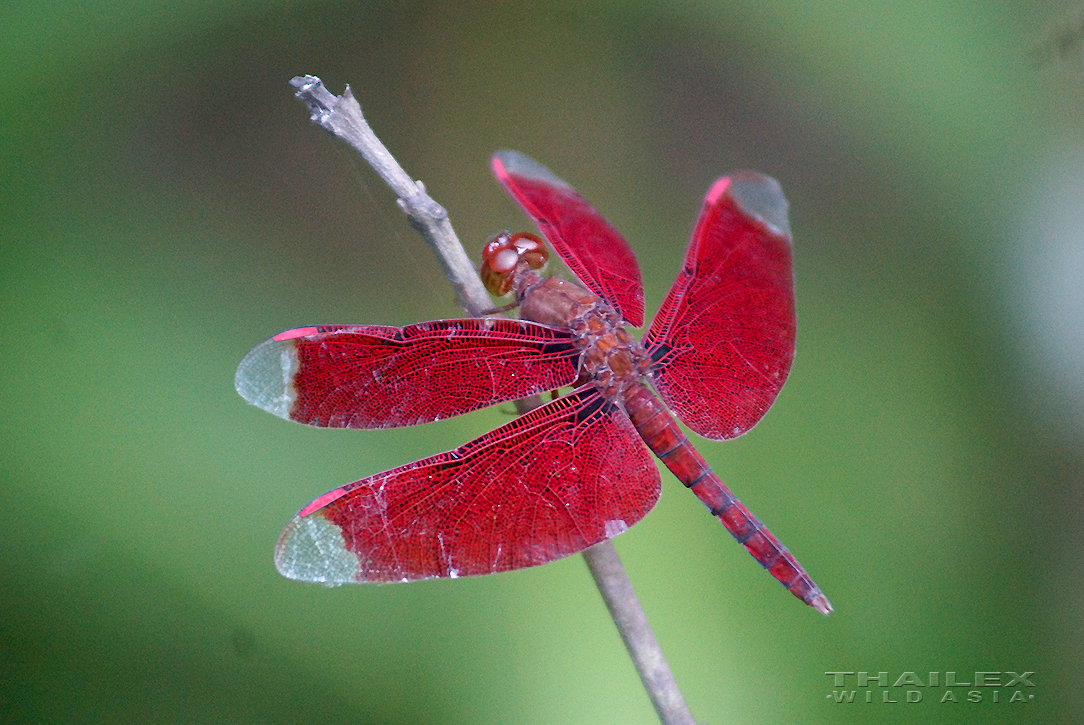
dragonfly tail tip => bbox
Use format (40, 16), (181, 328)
(810, 593), (833, 615)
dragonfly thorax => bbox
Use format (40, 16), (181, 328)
(513, 272), (652, 400)
(575, 320), (650, 399)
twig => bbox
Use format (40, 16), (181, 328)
(290, 75), (696, 725)
(290, 76), (493, 317)
(584, 541), (698, 725)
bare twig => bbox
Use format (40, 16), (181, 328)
(290, 75), (492, 316)
(584, 541), (698, 725)
(290, 75), (696, 725)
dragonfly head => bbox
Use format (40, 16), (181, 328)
(480, 231), (549, 296)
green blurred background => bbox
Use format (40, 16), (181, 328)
(2, 1), (1081, 722)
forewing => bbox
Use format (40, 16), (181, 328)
(236, 319), (580, 428)
(274, 386), (662, 582)
(492, 150), (645, 327)
(645, 173), (795, 440)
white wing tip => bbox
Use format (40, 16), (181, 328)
(235, 337), (299, 420)
(492, 150), (572, 189)
(275, 514), (361, 584)
(725, 172), (791, 241)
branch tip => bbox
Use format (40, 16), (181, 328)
(290, 75), (339, 122)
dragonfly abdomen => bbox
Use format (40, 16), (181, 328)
(621, 383), (832, 614)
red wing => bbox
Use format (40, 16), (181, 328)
(273, 386), (661, 582)
(492, 151), (645, 327)
(235, 319), (580, 429)
(644, 173), (795, 440)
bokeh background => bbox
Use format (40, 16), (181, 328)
(3, 1), (1082, 722)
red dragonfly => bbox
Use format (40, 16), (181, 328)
(236, 151), (831, 614)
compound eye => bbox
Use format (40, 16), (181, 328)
(481, 233), (511, 263)
(480, 233), (517, 295)
(479, 231), (551, 296)
(488, 247), (520, 274)
(509, 232), (549, 270)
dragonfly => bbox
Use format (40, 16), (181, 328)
(236, 150), (831, 614)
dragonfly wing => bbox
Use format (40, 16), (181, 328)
(492, 150), (645, 327)
(645, 173), (795, 440)
(236, 319), (580, 428)
(274, 386), (661, 582)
